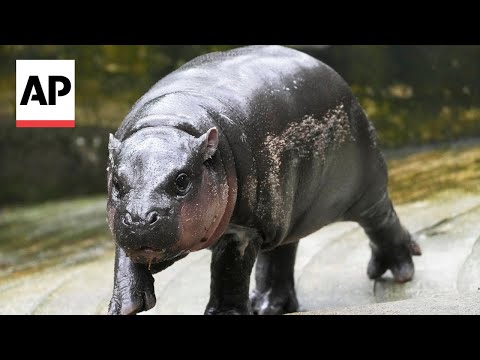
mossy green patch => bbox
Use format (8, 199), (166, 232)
(0, 196), (112, 280)
(388, 144), (480, 204)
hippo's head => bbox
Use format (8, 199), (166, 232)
(106, 126), (231, 266)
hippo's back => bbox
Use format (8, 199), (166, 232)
(121, 45), (344, 121)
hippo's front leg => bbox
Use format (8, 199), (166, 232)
(205, 230), (261, 315)
(108, 245), (156, 315)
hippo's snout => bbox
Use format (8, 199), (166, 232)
(113, 203), (180, 264)
(122, 209), (171, 228)
(122, 209), (165, 227)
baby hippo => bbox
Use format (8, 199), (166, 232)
(107, 45), (421, 315)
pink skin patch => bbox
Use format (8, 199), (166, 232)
(176, 170), (229, 252)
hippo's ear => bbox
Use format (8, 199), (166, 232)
(199, 127), (219, 161)
(108, 133), (121, 154)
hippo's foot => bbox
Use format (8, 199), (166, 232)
(250, 287), (299, 315)
(108, 255), (156, 315)
(108, 288), (156, 315)
(204, 306), (250, 315)
(367, 240), (422, 283)
(353, 191), (422, 284)
(251, 242), (299, 315)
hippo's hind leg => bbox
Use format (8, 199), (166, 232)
(205, 230), (261, 315)
(250, 242), (299, 315)
(351, 191), (422, 283)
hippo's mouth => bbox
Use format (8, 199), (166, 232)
(126, 247), (179, 267)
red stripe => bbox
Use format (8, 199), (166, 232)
(16, 120), (75, 128)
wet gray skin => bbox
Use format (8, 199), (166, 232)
(107, 45), (421, 315)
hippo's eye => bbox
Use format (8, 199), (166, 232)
(175, 173), (191, 195)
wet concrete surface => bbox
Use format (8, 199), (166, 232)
(294, 291), (480, 315)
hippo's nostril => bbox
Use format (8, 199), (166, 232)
(147, 211), (160, 225)
(122, 213), (133, 226)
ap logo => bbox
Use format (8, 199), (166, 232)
(16, 60), (75, 128)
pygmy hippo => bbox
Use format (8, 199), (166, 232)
(107, 45), (421, 315)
